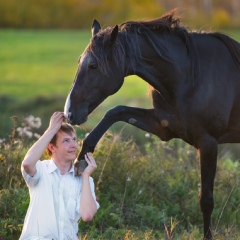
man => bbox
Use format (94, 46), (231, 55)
(20, 112), (99, 240)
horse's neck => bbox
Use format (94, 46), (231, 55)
(141, 69), (175, 103)
(131, 56), (176, 99)
(128, 32), (191, 99)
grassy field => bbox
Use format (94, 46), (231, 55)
(1, 28), (240, 98)
(0, 29), (150, 99)
(1, 30), (146, 97)
(1, 28), (240, 139)
(0, 29), (151, 139)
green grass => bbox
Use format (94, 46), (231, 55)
(0, 29), (150, 138)
(0, 29), (91, 99)
(0, 29), (149, 100)
(0, 130), (239, 239)
(1, 29), (240, 140)
(1, 28), (240, 100)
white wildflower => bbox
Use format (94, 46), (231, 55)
(16, 115), (42, 139)
(26, 115), (41, 129)
(26, 115), (34, 125)
(4, 144), (10, 150)
(33, 133), (41, 139)
(16, 127), (24, 136)
(17, 127), (33, 138)
(127, 176), (131, 181)
(145, 133), (150, 138)
(24, 130), (33, 138)
(31, 117), (41, 128)
(0, 138), (5, 145)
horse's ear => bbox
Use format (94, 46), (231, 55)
(103, 25), (118, 48)
(110, 25), (118, 44)
(92, 19), (101, 37)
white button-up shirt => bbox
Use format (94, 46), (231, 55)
(19, 159), (99, 240)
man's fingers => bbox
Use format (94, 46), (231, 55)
(85, 153), (96, 165)
(51, 112), (65, 122)
(84, 153), (97, 171)
(49, 112), (65, 131)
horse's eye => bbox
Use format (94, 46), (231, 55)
(89, 63), (98, 70)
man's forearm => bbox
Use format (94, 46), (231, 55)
(80, 175), (98, 222)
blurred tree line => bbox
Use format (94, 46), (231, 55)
(0, 0), (239, 29)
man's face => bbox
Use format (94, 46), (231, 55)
(50, 130), (78, 162)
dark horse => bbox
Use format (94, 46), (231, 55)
(64, 10), (240, 239)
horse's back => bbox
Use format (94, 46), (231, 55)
(152, 33), (240, 144)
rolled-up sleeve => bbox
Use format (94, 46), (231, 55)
(21, 161), (41, 188)
(89, 177), (100, 209)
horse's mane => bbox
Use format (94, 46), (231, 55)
(118, 9), (200, 79)
(209, 32), (240, 66)
(119, 9), (181, 32)
(87, 9), (240, 79)
(87, 9), (200, 79)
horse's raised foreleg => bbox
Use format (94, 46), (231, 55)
(74, 105), (170, 175)
(197, 135), (218, 240)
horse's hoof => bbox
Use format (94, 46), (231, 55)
(74, 159), (88, 176)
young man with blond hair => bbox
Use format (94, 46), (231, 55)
(20, 112), (99, 240)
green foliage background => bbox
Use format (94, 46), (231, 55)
(0, 126), (239, 239)
(0, 0), (240, 29)
(0, 29), (151, 147)
(0, 0), (163, 28)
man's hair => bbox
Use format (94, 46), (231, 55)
(47, 123), (76, 156)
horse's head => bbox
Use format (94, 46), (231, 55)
(64, 20), (125, 125)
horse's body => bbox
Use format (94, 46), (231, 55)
(64, 10), (240, 239)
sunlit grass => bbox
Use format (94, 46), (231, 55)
(0, 29), (88, 99)
(0, 29), (148, 101)
(0, 29), (150, 138)
(1, 28), (240, 137)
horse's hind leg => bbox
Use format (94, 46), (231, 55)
(198, 135), (218, 240)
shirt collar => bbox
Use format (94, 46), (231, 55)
(69, 163), (74, 173)
(48, 159), (74, 174)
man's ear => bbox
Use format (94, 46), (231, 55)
(48, 143), (55, 153)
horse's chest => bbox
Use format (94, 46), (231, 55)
(168, 115), (192, 141)
(155, 108), (194, 143)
